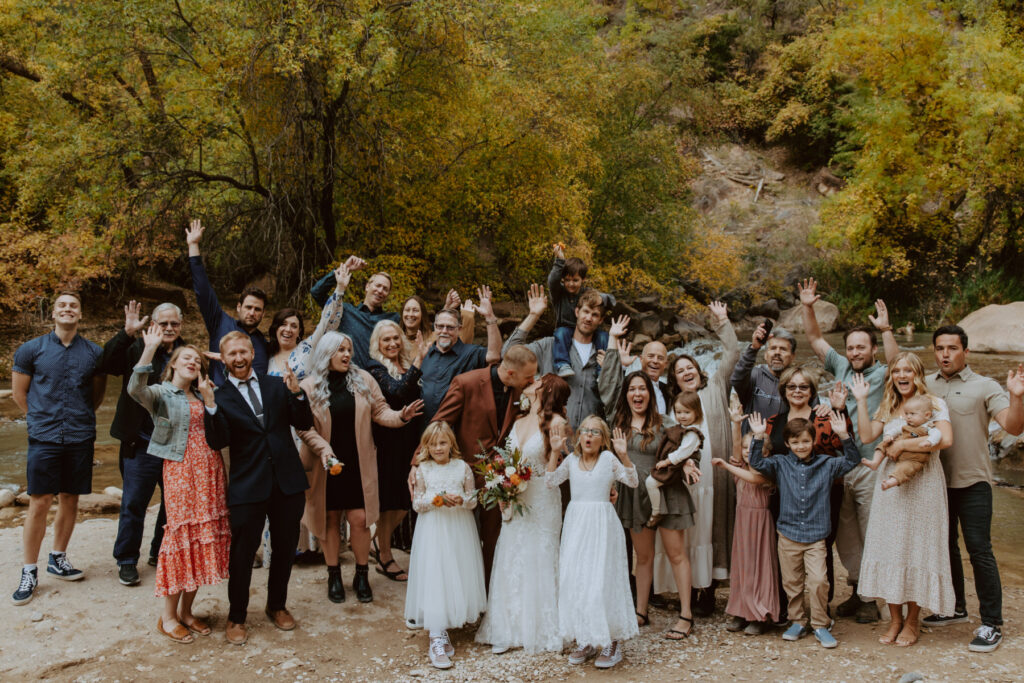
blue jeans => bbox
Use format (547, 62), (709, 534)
(947, 482), (1001, 626)
(552, 326), (607, 370)
(113, 441), (166, 566)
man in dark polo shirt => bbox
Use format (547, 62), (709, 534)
(420, 287), (503, 422)
(922, 325), (1024, 653)
(11, 291), (106, 605)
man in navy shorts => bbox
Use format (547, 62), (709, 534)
(11, 291), (106, 605)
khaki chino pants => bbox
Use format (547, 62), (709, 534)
(778, 534), (829, 629)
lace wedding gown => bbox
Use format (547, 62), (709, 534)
(475, 427), (563, 653)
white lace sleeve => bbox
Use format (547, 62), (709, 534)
(462, 461), (479, 510)
(609, 451), (639, 488)
(546, 456), (571, 488)
(412, 466), (434, 514)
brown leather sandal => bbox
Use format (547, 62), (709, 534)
(181, 616), (212, 636)
(157, 617), (194, 644)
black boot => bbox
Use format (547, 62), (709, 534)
(354, 563), (373, 603)
(327, 566), (345, 603)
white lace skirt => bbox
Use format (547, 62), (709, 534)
(404, 507), (486, 633)
(476, 490), (563, 652)
(558, 501), (639, 647)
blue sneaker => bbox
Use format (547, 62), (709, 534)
(11, 567), (37, 605)
(782, 622), (812, 641)
(47, 553), (84, 581)
(814, 627), (838, 648)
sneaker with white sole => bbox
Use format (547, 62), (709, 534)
(568, 644), (597, 665)
(441, 630), (455, 657)
(429, 637), (453, 669)
(594, 641), (622, 669)
(969, 625), (1002, 653)
(923, 610), (968, 627)
(406, 617), (422, 630)
(490, 644), (510, 654)
(556, 364), (575, 378)
(11, 567), (37, 606)
(814, 627), (838, 648)
(782, 622), (812, 641)
(47, 553), (83, 581)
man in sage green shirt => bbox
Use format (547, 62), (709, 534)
(921, 325), (1024, 654)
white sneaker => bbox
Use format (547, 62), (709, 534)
(568, 644), (597, 665)
(429, 637), (453, 669)
(441, 630), (455, 657)
(405, 617), (422, 630)
(595, 641), (622, 669)
(490, 644), (510, 654)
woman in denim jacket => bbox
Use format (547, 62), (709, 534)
(129, 323), (230, 645)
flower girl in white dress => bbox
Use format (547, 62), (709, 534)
(546, 415), (639, 669)
(404, 422), (486, 670)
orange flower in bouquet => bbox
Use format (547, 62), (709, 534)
(327, 455), (343, 476)
(432, 494), (445, 507)
(473, 443), (532, 519)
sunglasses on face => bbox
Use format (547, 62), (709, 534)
(785, 384), (811, 392)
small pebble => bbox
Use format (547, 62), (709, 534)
(30, 611), (43, 622)
(899, 673), (924, 683)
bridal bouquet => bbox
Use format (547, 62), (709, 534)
(473, 443), (533, 519)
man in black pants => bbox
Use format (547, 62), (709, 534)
(101, 301), (185, 586)
(204, 331), (312, 645)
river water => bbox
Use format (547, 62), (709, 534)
(1, 331), (1023, 570)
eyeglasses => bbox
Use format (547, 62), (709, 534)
(156, 321), (182, 328)
(433, 323), (459, 331)
(579, 428), (602, 436)
(785, 384), (811, 391)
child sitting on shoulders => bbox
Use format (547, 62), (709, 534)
(860, 394), (940, 490)
(748, 411), (859, 649)
(548, 243), (615, 378)
(712, 404), (779, 635)
(546, 415), (638, 669)
(645, 391), (703, 529)
(404, 422), (486, 670)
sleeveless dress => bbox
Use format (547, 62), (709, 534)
(156, 400), (230, 597)
(475, 427), (563, 653)
(404, 459), (486, 633)
(724, 479), (779, 622)
(548, 451), (639, 648)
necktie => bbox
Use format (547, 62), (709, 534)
(242, 379), (264, 426)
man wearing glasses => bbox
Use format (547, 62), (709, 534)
(420, 292), (503, 423)
(100, 301), (186, 587)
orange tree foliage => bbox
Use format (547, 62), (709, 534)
(0, 0), (741, 313)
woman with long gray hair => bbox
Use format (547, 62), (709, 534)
(297, 332), (424, 604)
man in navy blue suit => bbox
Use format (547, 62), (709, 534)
(204, 331), (312, 645)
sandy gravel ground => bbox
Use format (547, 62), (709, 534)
(0, 507), (1022, 682)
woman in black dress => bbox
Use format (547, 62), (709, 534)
(298, 332), (423, 603)
(365, 320), (429, 581)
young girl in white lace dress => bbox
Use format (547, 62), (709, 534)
(404, 422), (486, 670)
(546, 415), (639, 669)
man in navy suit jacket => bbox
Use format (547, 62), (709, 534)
(204, 331), (312, 645)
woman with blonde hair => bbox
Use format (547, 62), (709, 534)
(365, 319), (429, 581)
(297, 332), (424, 604)
(129, 324), (229, 644)
(851, 351), (954, 648)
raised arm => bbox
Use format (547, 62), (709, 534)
(307, 263), (351, 350)
(868, 299), (900, 364)
(798, 278), (832, 361)
(101, 301), (149, 377)
(747, 413), (777, 478)
(708, 301), (739, 392)
(995, 364), (1024, 437)
(186, 219), (229, 336)
(730, 324), (767, 406)
(712, 457), (771, 487)
(127, 323), (166, 412)
(547, 246), (566, 304)
(459, 299), (476, 345)
(516, 283), (548, 336)
(850, 373), (883, 443)
(473, 285), (502, 365)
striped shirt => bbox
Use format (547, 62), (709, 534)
(749, 436), (860, 543)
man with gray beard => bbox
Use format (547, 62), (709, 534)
(730, 322), (797, 422)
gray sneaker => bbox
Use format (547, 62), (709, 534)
(556, 365), (575, 378)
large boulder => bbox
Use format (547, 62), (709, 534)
(633, 311), (664, 340)
(958, 302), (1024, 353)
(777, 300), (839, 334)
(76, 493), (122, 514)
(0, 489), (16, 508)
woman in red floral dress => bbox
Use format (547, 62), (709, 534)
(129, 323), (230, 644)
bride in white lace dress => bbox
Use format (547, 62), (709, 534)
(476, 375), (571, 654)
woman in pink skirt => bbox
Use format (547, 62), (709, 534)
(130, 323), (230, 644)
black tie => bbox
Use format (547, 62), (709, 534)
(242, 379), (264, 426)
